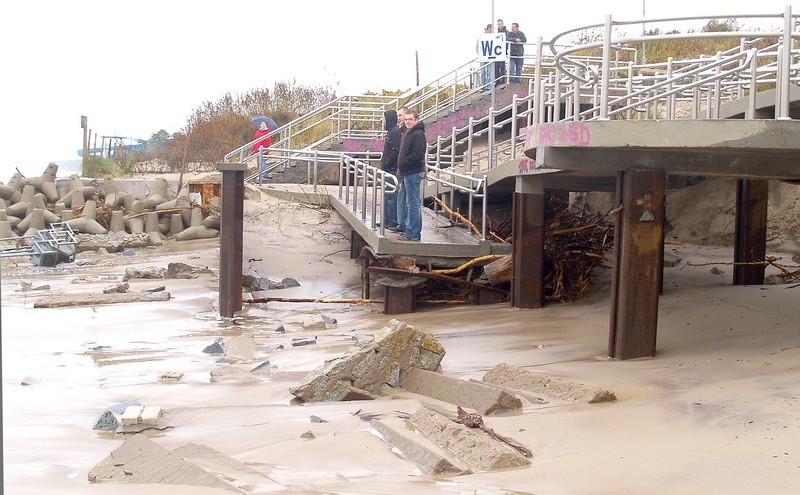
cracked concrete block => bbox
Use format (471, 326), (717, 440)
(401, 368), (522, 415)
(370, 417), (466, 475)
(482, 362), (616, 403)
(409, 408), (531, 472)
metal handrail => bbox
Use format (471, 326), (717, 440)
(224, 9), (799, 246)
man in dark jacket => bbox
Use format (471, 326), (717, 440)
(380, 110), (401, 230)
(395, 110), (426, 241)
(507, 22), (527, 84)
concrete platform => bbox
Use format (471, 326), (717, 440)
(524, 119), (800, 180)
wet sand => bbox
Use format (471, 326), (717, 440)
(1, 192), (799, 494)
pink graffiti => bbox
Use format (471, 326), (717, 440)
(525, 122), (591, 148)
(518, 159), (539, 174)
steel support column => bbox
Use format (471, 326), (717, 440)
(218, 163), (246, 318)
(733, 179), (769, 285)
(609, 169), (665, 359)
(511, 176), (545, 309)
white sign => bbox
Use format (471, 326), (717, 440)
(476, 34), (507, 62)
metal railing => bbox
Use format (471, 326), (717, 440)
(223, 8), (799, 245)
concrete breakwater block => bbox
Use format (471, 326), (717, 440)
(290, 319), (445, 402)
(409, 408), (531, 472)
(482, 362), (617, 403)
(400, 368), (522, 416)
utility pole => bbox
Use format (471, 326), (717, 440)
(641, 0), (647, 65)
(415, 51), (420, 86)
(81, 115), (88, 176)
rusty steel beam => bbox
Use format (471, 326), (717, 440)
(733, 179), (769, 285)
(511, 192), (544, 309)
(608, 169), (665, 360)
(217, 163), (246, 318)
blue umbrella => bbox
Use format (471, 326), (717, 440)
(251, 115), (278, 131)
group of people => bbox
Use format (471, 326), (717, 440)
(380, 106), (426, 242)
(481, 18), (527, 90)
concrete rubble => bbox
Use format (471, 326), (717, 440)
(482, 362), (617, 403)
(88, 434), (282, 492)
(401, 368), (522, 415)
(290, 319), (446, 401)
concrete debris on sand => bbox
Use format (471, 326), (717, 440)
(88, 434), (282, 492)
(290, 319), (445, 402)
(482, 362), (617, 403)
(408, 408), (531, 472)
(400, 368), (522, 416)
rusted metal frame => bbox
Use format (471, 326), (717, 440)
(511, 191), (545, 309)
(218, 163), (246, 318)
(733, 179), (769, 285)
(609, 169), (665, 360)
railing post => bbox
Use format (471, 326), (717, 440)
(488, 107), (495, 169)
(313, 150), (319, 193)
(533, 37), (543, 125)
(600, 14), (612, 120)
(748, 48), (758, 119)
(554, 67), (562, 121)
(779, 5), (793, 119)
(511, 94), (519, 159)
(451, 127), (457, 168)
(452, 69), (458, 113)
(626, 62), (634, 120)
(481, 178), (488, 241)
(713, 51), (722, 119)
(666, 57), (675, 120)
(573, 79), (581, 121)
(467, 117), (474, 173)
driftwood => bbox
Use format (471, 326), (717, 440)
(33, 291), (170, 308)
(483, 255), (512, 285)
(367, 266), (507, 296)
(453, 406), (532, 458)
(245, 296), (379, 304)
(430, 197), (506, 243)
(432, 254), (506, 276)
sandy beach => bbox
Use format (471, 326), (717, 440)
(1, 185), (799, 494)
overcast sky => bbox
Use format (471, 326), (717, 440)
(0, 0), (795, 179)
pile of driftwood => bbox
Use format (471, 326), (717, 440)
(429, 194), (614, 304)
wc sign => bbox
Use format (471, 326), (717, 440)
(477, 34), (507, 62)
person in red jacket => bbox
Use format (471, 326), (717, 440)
(252, 121), (273, 179)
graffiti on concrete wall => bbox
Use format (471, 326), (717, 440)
(524, 122), (591, 148)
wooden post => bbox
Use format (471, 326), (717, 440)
(511, 176), (544, 309)
(608, 169), (665, 359)
(733, 179), (769, 285)
(217, 163), (246, 318)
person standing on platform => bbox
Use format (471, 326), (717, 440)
(478, 23), (493, 91)
(395, 110), (426, 242)
(507, 22), (527, 84)
(251, 121), (273, 179)
(380, 110), (401, 230)
(495, 19), (509, 87)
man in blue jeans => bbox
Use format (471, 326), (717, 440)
(395, 110), (426, 241)
(507, 22), (527, 84)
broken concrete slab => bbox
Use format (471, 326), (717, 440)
(33, 291), (170, 308)
(88, 434), (243, 492)
(409, 408), (531, 472)
(370, 417), (467, 476)
(290, 319), (445, 402)
(481, 362), (617, 403)
(400, 368), (522, 416)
